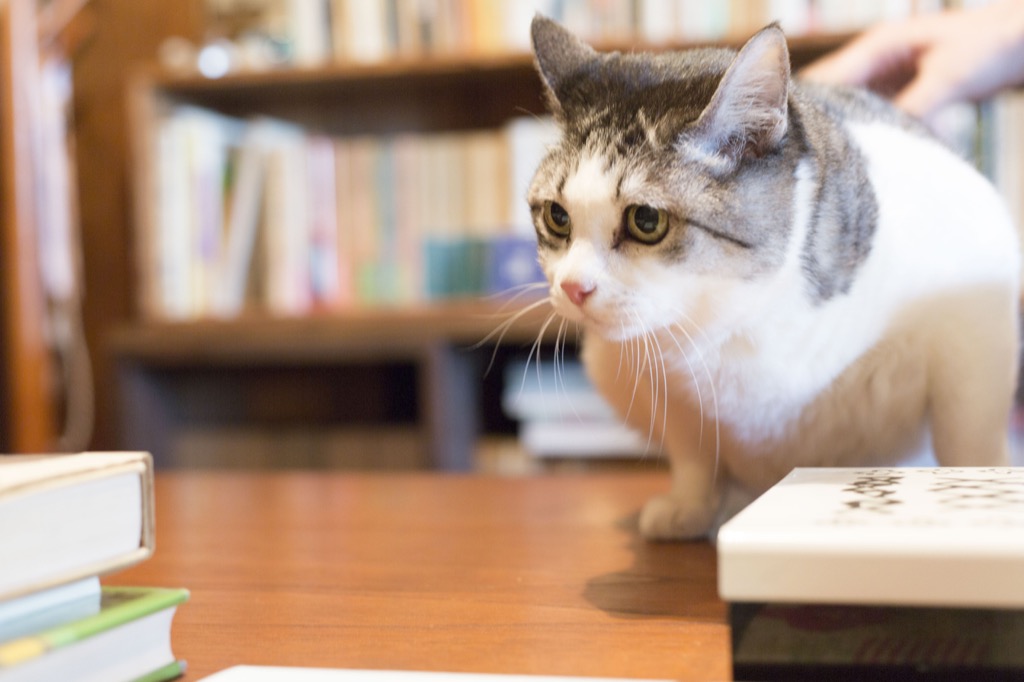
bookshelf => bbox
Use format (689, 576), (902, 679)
(115, 13), (850, 469)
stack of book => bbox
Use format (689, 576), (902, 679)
(718, 467), (1024, 680)
(0, 452), (188, 682)
(502, 359), (658, 462)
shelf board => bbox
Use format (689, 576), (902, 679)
(148, 31), (849, 94)
(138, 32), (850, 135)
(110, 298), (569, 366)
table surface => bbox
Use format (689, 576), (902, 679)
(116, 472), (729, 680)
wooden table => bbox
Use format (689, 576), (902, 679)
(116, 472), (730, 680)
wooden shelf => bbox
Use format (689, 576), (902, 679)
(110, 298), (561, 365)
(149, 31), (850, 96)
(137, 32), (849, 136)
(136, 52), (547, 137)
(109, 298), (567, 471)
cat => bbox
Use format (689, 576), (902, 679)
(526, 15), (1021, 540)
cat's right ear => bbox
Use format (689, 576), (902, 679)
(531, 15), (597, 117)
(682, 24), (790, 172)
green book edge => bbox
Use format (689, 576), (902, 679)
(133, 658), (187, 682)
(0, 586), (189, 666)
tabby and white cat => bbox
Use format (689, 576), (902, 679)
(527, 16), (1021, 540)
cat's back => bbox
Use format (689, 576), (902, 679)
(792, 80), (1020, 299)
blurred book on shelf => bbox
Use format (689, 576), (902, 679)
(196, 0), (942, 71)
(141, 111), (556, 320)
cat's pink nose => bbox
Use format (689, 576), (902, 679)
(561, 280), (595, 307)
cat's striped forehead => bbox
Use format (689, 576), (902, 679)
(562, 107), (659, 160)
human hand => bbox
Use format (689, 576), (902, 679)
(801, 0), (1024, 124)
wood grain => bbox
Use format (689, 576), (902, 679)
(0, 0), (58, 451)
(115, 472), (730, 680)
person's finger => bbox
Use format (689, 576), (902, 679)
(800, 40), (880, 85)
(802, 27), (920, 89)
(892, 68), (951, 120)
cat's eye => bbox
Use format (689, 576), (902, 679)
(543, 201), (572, 238)
(626, 205), (669, 244)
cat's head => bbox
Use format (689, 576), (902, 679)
(528, 17), (801, 342)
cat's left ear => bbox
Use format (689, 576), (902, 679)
(686, 24), (790, 168)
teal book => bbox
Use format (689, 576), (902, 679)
(0, 586), (189, 682)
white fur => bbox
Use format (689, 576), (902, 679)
(546, 121), (1021, 540)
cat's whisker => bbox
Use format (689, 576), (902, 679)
(640, 325), (658, 456)
(660, 324), (707, 462)
(475, 296), (554, 378)
(621, 310), (646, 425)
(639, 322), (659, 455)
(513, 105), (549, 126)
(615, 321), (628, 382)
(554, 317), (583, 422)
(473, 295), (552, 350)
(648, 326), (672, 456)
(518, 311), (559, 404)
(642, 319), (671, 458)
(481, 281), (550, 307)
(667, 314), (722, 488)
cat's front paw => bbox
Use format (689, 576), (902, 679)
(639, 493), (716, 541)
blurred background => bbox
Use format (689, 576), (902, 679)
(0, 0), (1014, 472)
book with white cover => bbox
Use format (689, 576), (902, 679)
(0, 452), (155, 601)
(200, 667), (669, 682)
(717, 467), (1024, 608)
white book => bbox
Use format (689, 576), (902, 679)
(638, 0), (677, 44)
(520, 420), (656, 460)
(201, 667), (669, 682)
(213, 121), (270, 316)
(0, 452), (154, 601)
(717, 467), (1024, 609)
(288, 0), (332, 65)
(504, 116), (558, 238)
(340, 0), (389, 62)
(262, 123), (313, 315)
(501, 0), (557, 52)
(502, 360), (619, 423)
(155, 114), (193, 319)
